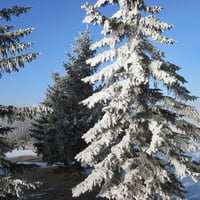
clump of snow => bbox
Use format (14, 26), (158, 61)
(146, 120), (163, 155)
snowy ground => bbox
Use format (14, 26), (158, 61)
(5, 148), (64, 168)
(5, 149), (200, 199)
(5, 149), (37, 158)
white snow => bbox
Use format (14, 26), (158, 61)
(149, 60), (177, 85)
(5, 149), (37, 158)
(5, 149), (65, 169)
(146, 120), (163, 155)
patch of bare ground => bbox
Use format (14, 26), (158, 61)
(12, 157), (106, 200)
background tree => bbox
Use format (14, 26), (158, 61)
(31, 30), (100, 168)
(72, 1), (200, 199)
(0, 5), (39, 199)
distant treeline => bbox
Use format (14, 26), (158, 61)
(0, 117), (34, 144)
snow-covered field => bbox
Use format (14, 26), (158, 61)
(5, 149), (63, 168)
(5, 149), (200, 199)
(5, 149), (37, 158)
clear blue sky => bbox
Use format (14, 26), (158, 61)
(0, 0), (200, 109)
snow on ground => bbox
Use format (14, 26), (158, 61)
(16, 161), (64, 168)
(5, 149), (37, 158)
(5, 149), (64, 168)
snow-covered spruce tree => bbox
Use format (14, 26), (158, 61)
(72, 1), (200, 199)
(31, 30), (100, 168)
(0, 5), (39, 199)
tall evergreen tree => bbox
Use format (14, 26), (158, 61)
(31, 30), (100, 168)
(72, 1), (200, 199)
(0, 5), (39, 199)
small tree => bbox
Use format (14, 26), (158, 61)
(0, 5), (39, 199)
(72, 1), (200, 199)
(31, 30), (100, 168)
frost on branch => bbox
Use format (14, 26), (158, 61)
(149, 60), (177, 85)
(0, 176), (40, 198)
(144, 5), (163, 14)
